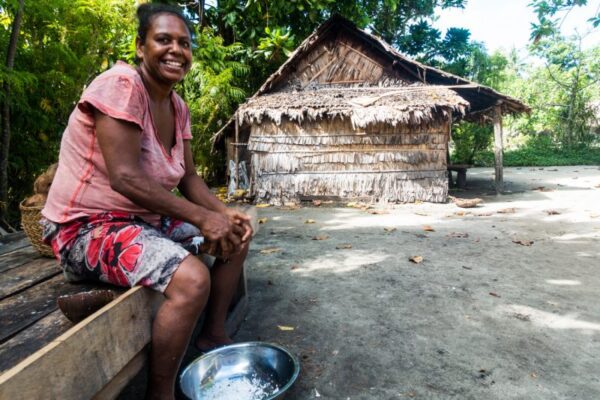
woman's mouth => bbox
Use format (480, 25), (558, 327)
(162, 60), (184, 70)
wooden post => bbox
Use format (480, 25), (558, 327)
(234, 114), (239, 190)
(493, 105), (504, 194)
(447, 113), (452, 188)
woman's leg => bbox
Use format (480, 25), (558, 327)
(146, 255), (211, 400)
(195, 241), (249, 350)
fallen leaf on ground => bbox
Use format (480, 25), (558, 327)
(312, 234), (329, 240)
(368, 209), (389, 214)
(384, 227), (397, 232)
(260, 247), (281, 254)
(414, 211), (429, 216)
(475, 212), (494, 217)
(423, 225), (435, 232)
(305, 219), (316, 224)
(255, 203), (271, 208)
(409, 255), (424, 264)
(513, 239), (534, 246)
(290, 265), (300, 270)
(489, 292), (501, 298)
(258, 218), (268, 224)
(454, 211), (466, 216)
(513, 313), (531, 321)
(498, 208), (516, 214)
(447, 232), (469, 238)
(544, 210), (560, 215)
(335, 243), (353, 249)
(454, 197), (483, 208)
(312, 200), (322, 206)
(277, 325), (294, 331)
(533, 186), (554, 192)
(594, 184), (600, 189)
(232, 189), (246, 198)
(462, 266), (472, 270)
(530, 372), (537, 379)
(415, 233), (428, 238)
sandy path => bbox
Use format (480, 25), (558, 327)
(235, 166), (600, 399)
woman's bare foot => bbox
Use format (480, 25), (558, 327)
(195, 332), (233, 352)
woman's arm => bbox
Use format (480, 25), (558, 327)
(94, 110), (242, 254)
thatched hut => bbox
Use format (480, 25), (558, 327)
(213, 15), (529, 204)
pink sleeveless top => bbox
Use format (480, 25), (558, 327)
(42, 61), (192, 226)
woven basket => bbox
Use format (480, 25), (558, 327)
(19, 200), (54, 257)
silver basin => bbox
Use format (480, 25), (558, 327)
(179, 342), (300, 400)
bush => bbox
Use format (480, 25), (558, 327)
(473, 134), (600, 166)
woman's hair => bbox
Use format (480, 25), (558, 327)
(136, 3), (193, 43)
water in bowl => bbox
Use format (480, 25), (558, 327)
(200, 372), (280, 400)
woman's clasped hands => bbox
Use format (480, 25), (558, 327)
(199, 208), (253, 259)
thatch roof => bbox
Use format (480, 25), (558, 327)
(237, 86), (468, 128)
(212, 14), (529, 144)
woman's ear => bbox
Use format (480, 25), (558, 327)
(135, 37), (144, 62)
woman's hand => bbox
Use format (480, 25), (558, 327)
(223, 208), (253, 243)
(199, 210), (245, 258)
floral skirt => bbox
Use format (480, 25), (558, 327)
(42, 212), (206, 292)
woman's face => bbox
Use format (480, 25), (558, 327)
(136, 13), (192, 86)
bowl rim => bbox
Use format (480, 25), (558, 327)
(179, 341), (301, 400)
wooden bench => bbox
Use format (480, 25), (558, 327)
(447, 164), (471, 189)
(0, 207), (256, 399)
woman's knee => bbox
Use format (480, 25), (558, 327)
(230, 240), (250, 263)
(166, 256), (210, 304)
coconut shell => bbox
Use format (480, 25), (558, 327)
(33, 163), (58, 195)
(22, 193), (47, 207)
(454, 198), (483, 208)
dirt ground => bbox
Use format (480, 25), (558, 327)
(232, 166), (600, 400)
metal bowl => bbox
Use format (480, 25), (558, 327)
(179, 342), (300, 400)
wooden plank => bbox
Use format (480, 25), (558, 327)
(0, 258), (61, 300)
(0, 275), (98, 342)
(493, 104), (504, 193)
(0, 246), (39, 273)
(0, 234), (30, 256)
(0, 309), (72, 373)
(0, 286), (162, 400)
(92, 347), (149, 400)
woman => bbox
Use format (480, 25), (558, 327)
(41, 4), (251, 399)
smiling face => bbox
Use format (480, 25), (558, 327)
(136, 13), (192, 88)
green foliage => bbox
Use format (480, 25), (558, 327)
(501, 35), (600, 147)
(179, 29), (248, 184)
(450, 122), (493, 165)
(0, 0), (136, 225)
(474, 135), (600, 167)
(255, 26), (295, 64)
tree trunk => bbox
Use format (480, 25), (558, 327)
(0, 0), (25, 227)
(198, 0), (205, 28)
(493, 105), (504, 194)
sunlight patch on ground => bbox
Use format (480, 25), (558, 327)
(550, 232), (600, 241)
(500, 304), (600, 334)
(321, 208), (450, 231)
(293, 250), (390, 275)
(546, 279), (581, 286)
